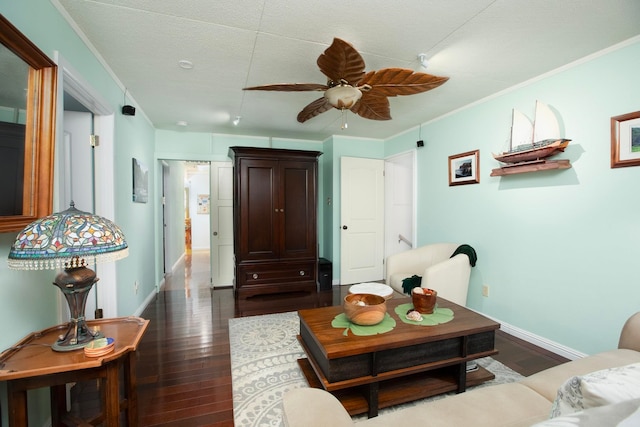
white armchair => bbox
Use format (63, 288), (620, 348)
(385, 243), (474, 306)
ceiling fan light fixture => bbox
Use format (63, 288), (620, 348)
(324, 85), (362, 109)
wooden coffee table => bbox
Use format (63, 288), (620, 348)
(297, 297), (499, 418)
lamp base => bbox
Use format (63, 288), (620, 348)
(52, 265), (101, 352)
(53, 329), (103, 352)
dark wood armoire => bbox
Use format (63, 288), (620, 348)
(229, 147), (322, 298)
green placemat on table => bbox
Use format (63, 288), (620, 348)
(331, 313), (396, 336)
(394, 303), (454, 326)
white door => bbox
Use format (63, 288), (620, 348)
(340, 157), (384, 285)
(384, 151), (416, 264)
(62, 111), (97, 320)
(210, 161), (235, 287)
(62, 111), (93, 211)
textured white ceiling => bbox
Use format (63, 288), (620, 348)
(55, 0), (640, 140)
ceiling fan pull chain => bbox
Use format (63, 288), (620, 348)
(341, 108), (348, 129)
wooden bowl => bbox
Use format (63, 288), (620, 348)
(343, 293), (387, 326)
(412, 287), (437, 314)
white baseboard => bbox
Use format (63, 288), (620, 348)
(134, 287), (158, 317)
(483, 314), (587, 360)
(169, 252), (186, 275)
(442, 305), (586, 361)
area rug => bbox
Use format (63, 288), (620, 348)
(229, 311), (524, 427)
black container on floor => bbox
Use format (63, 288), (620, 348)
(318, 258), (332, 291)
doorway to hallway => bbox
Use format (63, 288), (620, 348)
(161, 160), (234, 290)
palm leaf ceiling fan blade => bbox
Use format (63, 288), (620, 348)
(297, 97), (333, 123)
(350, 93), (391, 121)
(243, 83), (328, 91)
(360, 68), (450, 97)
(316, 38), (365, 85)
(242, 38), (448, 124)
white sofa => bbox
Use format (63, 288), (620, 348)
(385, 242), (472, 305)
(282, 312), (640, 427)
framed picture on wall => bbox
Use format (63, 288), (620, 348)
(132, 158), (149, 203)
(448, 150), (480, 186)
(611, 111), (640, 168)
(197, 194), (210, 214)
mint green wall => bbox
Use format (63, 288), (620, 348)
(117, 116), (156, 317)
(391, 39), (640, 355)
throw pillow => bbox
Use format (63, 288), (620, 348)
(533, 398), (640, 427)
(550, 362), (640, 418)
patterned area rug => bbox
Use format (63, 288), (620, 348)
(229, 311), (524, 427)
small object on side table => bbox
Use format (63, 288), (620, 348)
(84, 337), (115, 357)
(406, 309), (423, 322)
(412, 287), (437, 314)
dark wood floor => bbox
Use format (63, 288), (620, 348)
(72, 251), (569, 425)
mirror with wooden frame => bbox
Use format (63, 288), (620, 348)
(0, 14), (56, 233)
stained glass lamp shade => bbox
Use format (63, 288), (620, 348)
(8, 202), (128, 351)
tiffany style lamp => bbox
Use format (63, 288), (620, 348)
(7, 202), (128, 351)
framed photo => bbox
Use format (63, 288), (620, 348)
(197, 194), (210, 214)
(132, 158), (149, 203)
(448, 150), (480, 186)
(611, 111), (640, 168)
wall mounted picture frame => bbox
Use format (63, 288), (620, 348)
(132, 158), (149, 203)
(197, 194), (210, 214)
(611, 111), (640, 168)
(449, 150), (480, 186)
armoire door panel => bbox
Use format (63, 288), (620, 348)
(281, 161), (316, 259)
(239, 159), (278, 260)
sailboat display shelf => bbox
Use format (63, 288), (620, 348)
(491, 101), (571, 176)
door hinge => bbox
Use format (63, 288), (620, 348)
(90, 134), (100, 147)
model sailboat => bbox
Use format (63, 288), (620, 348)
(493, 101), (570, 164)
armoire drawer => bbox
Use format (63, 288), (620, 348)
(237, 261), (317, 286)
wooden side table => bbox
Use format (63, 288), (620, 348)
(0, 316), (149, 426)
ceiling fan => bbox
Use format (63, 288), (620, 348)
(243, 38), (449, 125)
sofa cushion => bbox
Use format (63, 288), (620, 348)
(549, 362), (640, 418)
(520, 349), (640, 402)
(389, 272), (412, 293)
(282, 388), (353, 427)
(532, 398), (640, 427)
(358, 383), (551, 427)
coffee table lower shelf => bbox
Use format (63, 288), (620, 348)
(298, 358), (495, 417)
